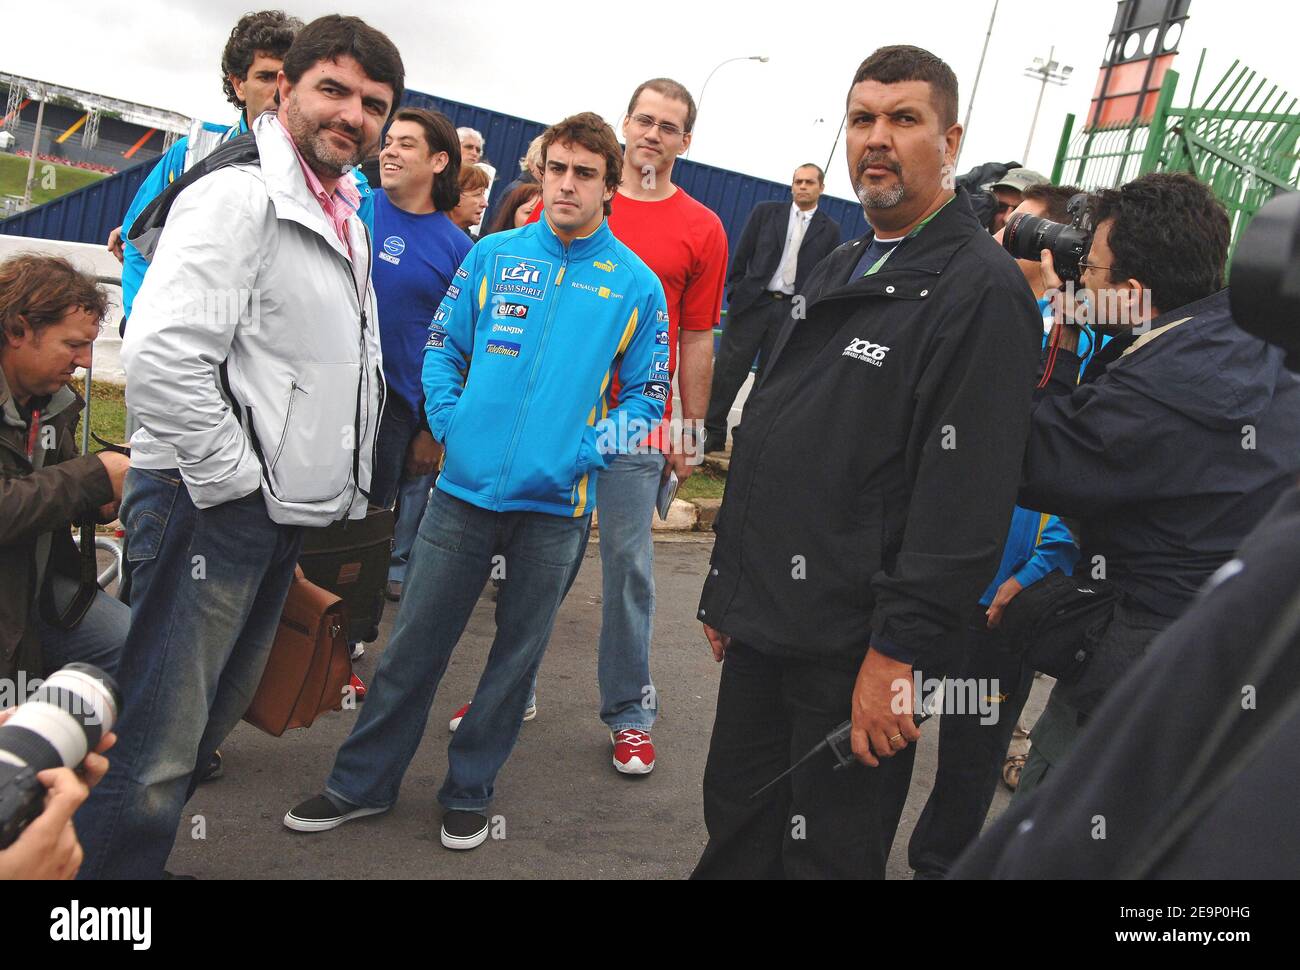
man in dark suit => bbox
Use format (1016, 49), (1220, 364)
(704, 164), (840, 452)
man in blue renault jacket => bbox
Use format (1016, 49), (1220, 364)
(285, 112), (669, 853)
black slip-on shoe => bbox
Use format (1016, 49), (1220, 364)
(440, 810), (489, 850)
(283, 794), (388, 833)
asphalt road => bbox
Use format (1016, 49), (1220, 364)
(164, 534), (1049, 880)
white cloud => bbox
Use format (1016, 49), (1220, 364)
(9, 0), (1298, 203)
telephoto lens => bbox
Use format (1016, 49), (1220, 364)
(1002, 191), (1094, 282)
(0, 663), (120, 849)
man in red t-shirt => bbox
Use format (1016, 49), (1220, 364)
(501, 78), (727, 775)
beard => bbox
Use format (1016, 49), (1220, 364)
(856, 179), (905, 209)
(283, 97), (366, 179)
(854, 151), (905, 209)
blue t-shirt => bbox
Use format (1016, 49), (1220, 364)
(372, 191), (473, 415)
(850, 234), (905, 279)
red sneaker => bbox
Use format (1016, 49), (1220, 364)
(448, 702), (471, 732)
(449, 700), (538, 732)
(611, 729), (655, 775)
(350, 673), (367, 701)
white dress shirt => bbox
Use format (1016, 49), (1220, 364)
(767, 202), (818, 294)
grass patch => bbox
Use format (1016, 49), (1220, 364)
(679, 463), (727, 502)
(68, 378), (126, 447)
(0, 154), (106, 207)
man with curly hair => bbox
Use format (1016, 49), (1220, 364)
(108, 10), (374, 323)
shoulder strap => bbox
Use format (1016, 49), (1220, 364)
(125, 131), (260, 263)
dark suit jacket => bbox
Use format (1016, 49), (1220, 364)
(726, 200), (841, 315)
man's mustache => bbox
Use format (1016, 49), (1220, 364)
(856, 153), (901, 178)
(321, 122), (363, 145)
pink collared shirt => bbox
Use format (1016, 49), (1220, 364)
(273, 117), (361, 254)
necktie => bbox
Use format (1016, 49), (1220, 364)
(780, 212), (807, 289)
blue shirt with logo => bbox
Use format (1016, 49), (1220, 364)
(372, 191), (473, 415)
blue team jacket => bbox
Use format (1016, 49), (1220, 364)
(423, 216), (670, 517)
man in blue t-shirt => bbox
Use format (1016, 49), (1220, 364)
(369, 107), (471, 599)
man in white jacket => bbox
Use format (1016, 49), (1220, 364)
(76, 15), (403, 880)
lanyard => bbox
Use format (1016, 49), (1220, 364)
(862, 196), (953, 277)
(26, 409), (41, 462)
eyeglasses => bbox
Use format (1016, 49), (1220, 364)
(629, 113), (685, 138)
(1078, 256), (1118, 275)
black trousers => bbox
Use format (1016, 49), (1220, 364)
(907, 617), (1034, 879)
(704, 296), (790, 443)
(692, 641), (923, 880)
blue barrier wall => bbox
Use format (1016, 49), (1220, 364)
(2, 89), (868, 258)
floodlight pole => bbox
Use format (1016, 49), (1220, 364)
(956, 0), (999, 168)
(22, 88), (45, 210)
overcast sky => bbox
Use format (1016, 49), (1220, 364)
(10, 0), (1298, 201)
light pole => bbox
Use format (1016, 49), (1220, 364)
(1023, 46), (1073, 163)
(22, 85), (46, 211)
(956, 0), (1000, 168)
(686, 55), (768, 158)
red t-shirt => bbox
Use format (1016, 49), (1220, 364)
(529, 187), (728, 448)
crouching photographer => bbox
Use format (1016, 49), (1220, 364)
(1000, 173), (1300, 794)
(1, 254), (131, 689)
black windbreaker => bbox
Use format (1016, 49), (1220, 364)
(698, 190), (1042, 672)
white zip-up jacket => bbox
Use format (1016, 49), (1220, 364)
(123, 113), (384, 526)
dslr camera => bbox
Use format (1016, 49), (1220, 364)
(0, 663), (119, 849)
(1002, 192), (1095, 282)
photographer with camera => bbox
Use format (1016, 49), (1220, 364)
(0, 697), (117, 880)
(953, 192), (1300, 877)
(1000, 172), (1300, 794)
(1, 254), (130, 688)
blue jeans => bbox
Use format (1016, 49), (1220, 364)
(585, 450), (664, 732)
(325, 487), (588, 813)
(37, 583), (129, 679)
(76, 468), (302, 879)
(528, 451), (662, 729)
(390, 471), (434, 584)
(372, 393), (434, 585)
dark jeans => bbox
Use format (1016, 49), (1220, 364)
(77, 468), (302, 879)
(908, 616), (1034, 879)
(1015, 598), (1171, 799)
(370, 394), (420, 511)
(692, 641), (923, 879)
(704, 296), (789, 443)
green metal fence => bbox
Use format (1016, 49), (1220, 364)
(1050, 53), (1300, 257)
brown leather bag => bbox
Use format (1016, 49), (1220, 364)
(243, 566), (353, 737)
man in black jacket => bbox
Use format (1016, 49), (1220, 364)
(704, 165), (840, 451)
(691, 46), (1042, 879)
(1006, 172), (1300, 795)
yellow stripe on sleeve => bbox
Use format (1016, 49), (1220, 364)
(616, 307), (638, 357)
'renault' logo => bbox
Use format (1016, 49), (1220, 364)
(842, 337), (890, 366)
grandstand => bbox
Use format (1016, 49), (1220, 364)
(1, 71), (189, 174)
